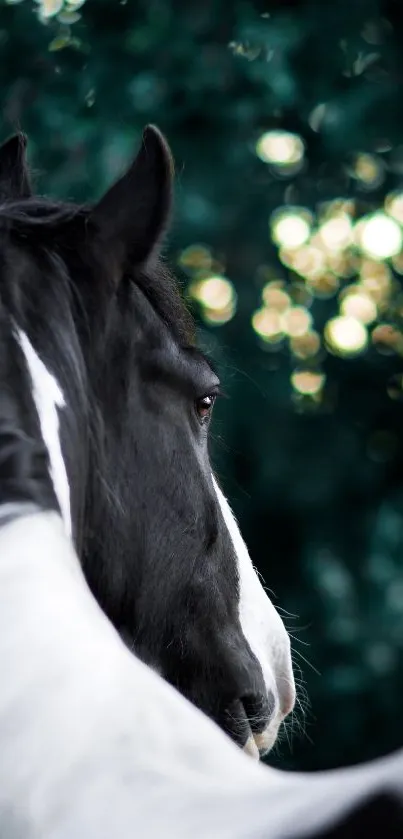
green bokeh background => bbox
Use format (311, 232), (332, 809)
(3, 0), (403, 772)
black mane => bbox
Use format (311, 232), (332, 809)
(0, 195), (195, 346)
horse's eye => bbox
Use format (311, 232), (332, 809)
(195, 394), (216, 424)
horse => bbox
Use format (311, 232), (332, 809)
(0, 129), (401, 838)
(0, 127), (295, 759)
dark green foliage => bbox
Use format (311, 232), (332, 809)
(2, 0), (403, 771)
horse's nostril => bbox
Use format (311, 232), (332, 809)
(219, 698), (252, 749)
(218, 691), (278, 757)
(242, 690), (276, 736)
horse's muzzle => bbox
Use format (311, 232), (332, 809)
(218, 690), (277, 759)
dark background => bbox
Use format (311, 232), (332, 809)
(3, 0), (403, 772)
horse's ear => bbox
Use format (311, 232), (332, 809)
(91, 124), (174, 267)
(0, 133), (32, 201)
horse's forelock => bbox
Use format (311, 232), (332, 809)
(0, 195), (195, 350)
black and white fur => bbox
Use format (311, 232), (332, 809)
(0, 131), (401, 839)
(0, 128), (294, 756)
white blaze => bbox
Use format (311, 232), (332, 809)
(16, 329), (71, 538)
(212, 475), (295, 748)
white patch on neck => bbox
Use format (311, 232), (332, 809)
(15, 329), (72, 538)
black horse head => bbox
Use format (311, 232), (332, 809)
(0, 128), (295, 757)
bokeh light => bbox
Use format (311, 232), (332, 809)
(360, 259), (392, 307)
(324, 316), (368, 357)
(282, 306), (312, 336)
(351, 153), (384, 189)
(307, 272), (340, 299)
(340, 290), (377, 324)
(188, 275), (237, 325)
(385, 192), (403, 224)
(201, 304), (235, 325)
(319, 214), (352, 250)
(372, 324), (403, 356)
(252, 307), (283, 343)
(291, 369), (325, 395)
(190, 275), (233, 309)
(391, 252), (403, 274)
(290, 331), (321, 359)
(326, 251), (358, 278)
(280, 245), (324, 279)
(262, 283), (290, 312)
(319, 198), (356, 220)
(179, 244), (212, 271)
(40, 0), (64, 18)
(357, 212), (402, 260)
(271, 208), (311, 249)
(256, 130), (305, 172)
